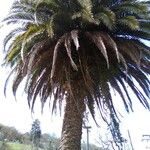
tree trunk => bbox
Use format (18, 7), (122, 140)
(59, 94), (85, 150)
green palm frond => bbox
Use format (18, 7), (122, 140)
(3, 28), (25, 52)
(10, 0), (36, 13)
(113, 1), (148, 14)
(35, 1), (54, 24)
(36, 0), (60, 11)
(23, 24), (45, 41)
(3, 12), (35, 24)
(118, 16), (139, 30)
(140, 21), (150, 32)
(76, 0), (95, 23)
(5, 34), (24, 66)
(3, 0), (36, 25)
(46, 18), (55, 38)
(94, 7), (116, 30)
(5, 23), (48, 66)
(6, 44), (22, 66)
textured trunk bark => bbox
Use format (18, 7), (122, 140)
(59, 94), (85, 150)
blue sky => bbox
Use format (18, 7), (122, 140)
(0, 0), (150, 149)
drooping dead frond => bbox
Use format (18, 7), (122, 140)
(50, 36), (65, 79)
(117, 39), (143, 66)
(71, 30), (80, 50)
(64, 33), (78, 71)
(85, 32), (109, 68)
(103, 34), (120, 62)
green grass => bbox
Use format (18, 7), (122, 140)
(8, 142), (32, 150)
(0, 142), (44, 150)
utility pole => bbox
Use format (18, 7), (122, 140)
(83, 126), (91, 150)
(128, 130), (134, 150)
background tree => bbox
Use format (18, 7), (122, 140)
(22, 132), (31, 145)
(30, 119), (41, 149)
(47, 136), (59, 150)
(2, 0), (150, 149)
(0, 124), (22, 143)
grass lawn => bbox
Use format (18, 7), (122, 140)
(8, 142), (32, 150)
(0, 142), (44, 150)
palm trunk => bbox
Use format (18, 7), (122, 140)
(59, 94), (85, 150)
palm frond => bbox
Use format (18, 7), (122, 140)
(3, 12), (35, 25)
(94, 7), (116, 30)
(85, 32), (109, 68)
(139, 20), (150, 32)
(118, 16), (139, 30)
(3, 28), (25, 52)
(50, 35), (65, 79)
(120, 70), (150, 109)
(113, 1), (148, 15)
(77, 0), (95, 23)
(64, 33), (78, 71)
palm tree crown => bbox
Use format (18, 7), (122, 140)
(3, 0), (150, 147)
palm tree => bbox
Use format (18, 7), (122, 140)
(2, 0), (150, 149)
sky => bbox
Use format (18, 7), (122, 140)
(0, 0), (150, 149)
(0, 0), (63, 136)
